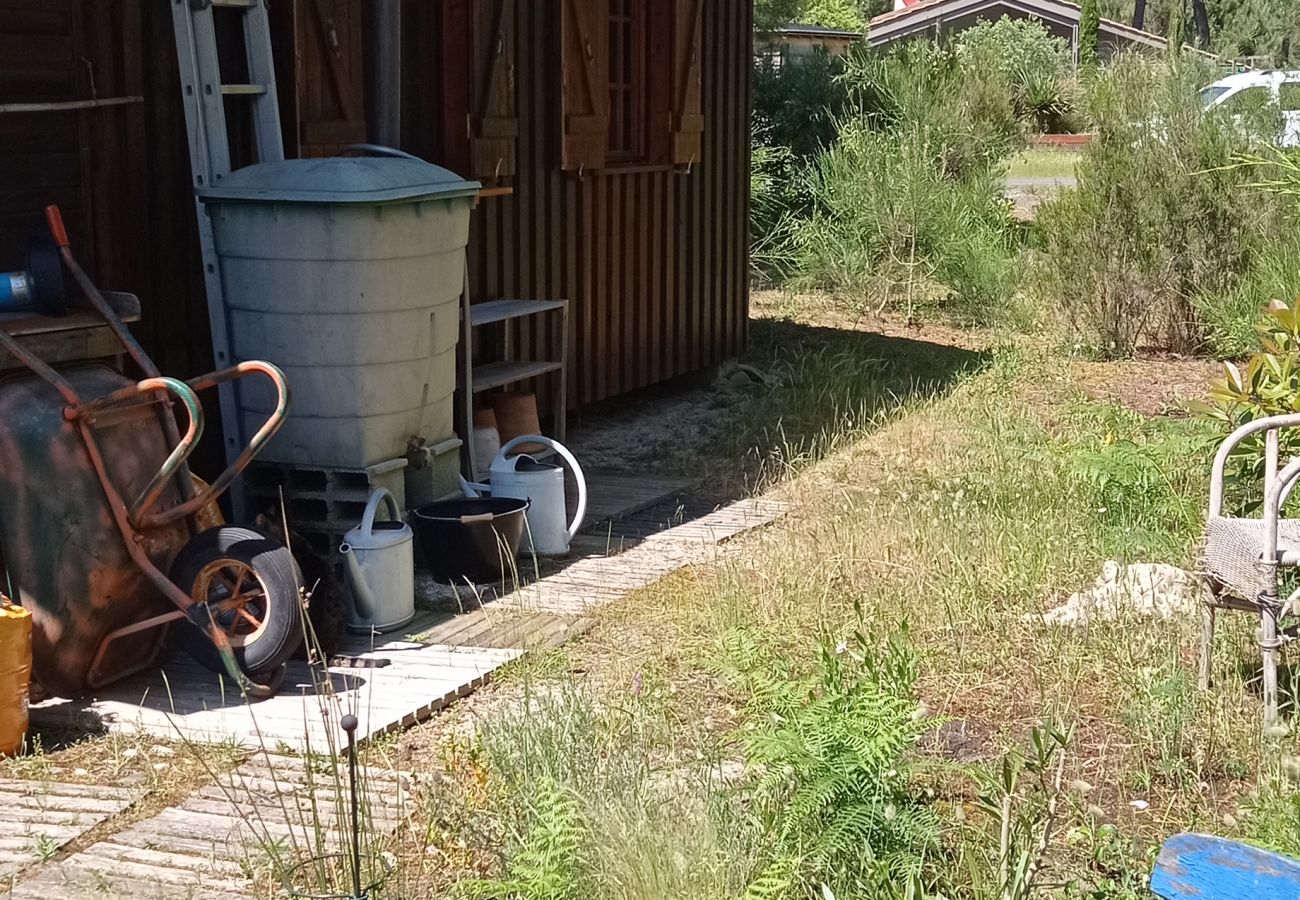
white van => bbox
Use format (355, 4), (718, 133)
(1199, 70), (1300, 147)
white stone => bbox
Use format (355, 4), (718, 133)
(1028, 561), (1207, 626)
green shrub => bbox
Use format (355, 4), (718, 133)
(843, 41), (1024, 179)
(1033, 53), (1285, 357)
(754, 51), (848, 164)
(752, 51), (847, 281)
(784, 42), (1022, 318)
(1192, 297), (1300, 515)
(795, 122), (1017, 319)
(957, 17), (1081, 132)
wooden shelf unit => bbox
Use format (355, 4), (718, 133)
(460, 294), (570, 481)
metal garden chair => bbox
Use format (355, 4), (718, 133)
(1202, 414), (1300, 726)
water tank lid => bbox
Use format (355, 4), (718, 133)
(197, 157), (481, 205)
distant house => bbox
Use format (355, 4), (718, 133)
(867, 0), (1170, 60)
(755, 24), (864, 66)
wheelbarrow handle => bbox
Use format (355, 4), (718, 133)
(132, 361), (290, 530)
(69, 376), (206, 530)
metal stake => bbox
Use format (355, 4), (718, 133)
(341, 712), (363, 900)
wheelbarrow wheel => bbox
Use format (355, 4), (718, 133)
(170, 526), (304, 679)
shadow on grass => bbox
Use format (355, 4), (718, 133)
(721, 317), (991, 488)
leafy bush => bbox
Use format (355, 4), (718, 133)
(1193, 297), (1300, 514)
(1033, 53), (1285, 357)
(752, 52), (847, 280)
(956, 17), (1081, 132)
(754, 52), (848, 165)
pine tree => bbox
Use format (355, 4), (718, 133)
(1080, 0), (1101, 66)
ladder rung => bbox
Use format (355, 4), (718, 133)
(221, 83), (268, 96)
(211, 0), (257, 8)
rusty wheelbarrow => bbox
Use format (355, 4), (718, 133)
(0, 206), (302, 698)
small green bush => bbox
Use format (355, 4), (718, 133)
(795, 122), (1017, 318)
(721, 624), (941, 898)
(844, 41), (1024, 179)
(752, 52), (847, 281)
(1033, 53), (1285, 357)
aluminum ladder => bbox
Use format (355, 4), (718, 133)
(171, 0), (286, 516)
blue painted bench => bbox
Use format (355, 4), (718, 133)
(1153, 833), (1300, 898)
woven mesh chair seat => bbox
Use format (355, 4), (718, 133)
(1205, 515), (1300, 599)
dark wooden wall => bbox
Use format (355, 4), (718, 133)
(1, 0), (750, 426)
(405, 0), (753, 408)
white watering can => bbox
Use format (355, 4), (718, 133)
(339, 489), (415, 634)
(459, 435), (588, 556)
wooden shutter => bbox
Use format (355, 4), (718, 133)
(560, 0), (608, 171)
(296, 0), (367, 157)
(469, 0), (518, 179)
(669, 0), (704, 166)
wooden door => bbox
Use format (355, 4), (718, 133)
(294, 0), (366, 157)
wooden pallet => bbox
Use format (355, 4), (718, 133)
(0, 781), (137, 881)
(10, 751), (408, 900)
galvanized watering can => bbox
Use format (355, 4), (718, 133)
(459, 435), (588, 556)
(339, 489), (414, 634)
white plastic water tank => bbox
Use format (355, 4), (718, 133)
(199, 156), (479, 469)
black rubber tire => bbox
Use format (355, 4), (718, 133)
(170, 526), (304, 677)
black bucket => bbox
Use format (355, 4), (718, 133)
(412, 497), (530, 585)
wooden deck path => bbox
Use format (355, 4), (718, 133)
(0, 781), (137, 883)
(30, 475), (788, 754)
(10, 751), (408, 899)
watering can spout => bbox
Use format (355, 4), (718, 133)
(458, 475), (489, 499)
(339, 543), (376, 622)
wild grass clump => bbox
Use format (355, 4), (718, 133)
(1032, 53), (1288, 358)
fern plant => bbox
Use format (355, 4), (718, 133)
(722, 615), (941, 899)
(456, 776), (586, 900)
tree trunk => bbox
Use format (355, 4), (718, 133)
(1132, 0), (1147, 30)
(1191, 0), (1210, 49)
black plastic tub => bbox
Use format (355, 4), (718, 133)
(412, 497), (530, 585)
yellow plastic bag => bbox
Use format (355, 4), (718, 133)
(0, 595), (32, 757)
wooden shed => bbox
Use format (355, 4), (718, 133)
(0, 0), (752, 438)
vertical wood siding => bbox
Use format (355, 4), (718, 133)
(439, 0), (752, 410)
(2, 0), (750, 428)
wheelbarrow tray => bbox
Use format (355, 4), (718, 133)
(0, 364), (189, 697)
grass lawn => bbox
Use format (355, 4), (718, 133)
(1006, 149), (1081, 180)
(378, 293), (1287, 898)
